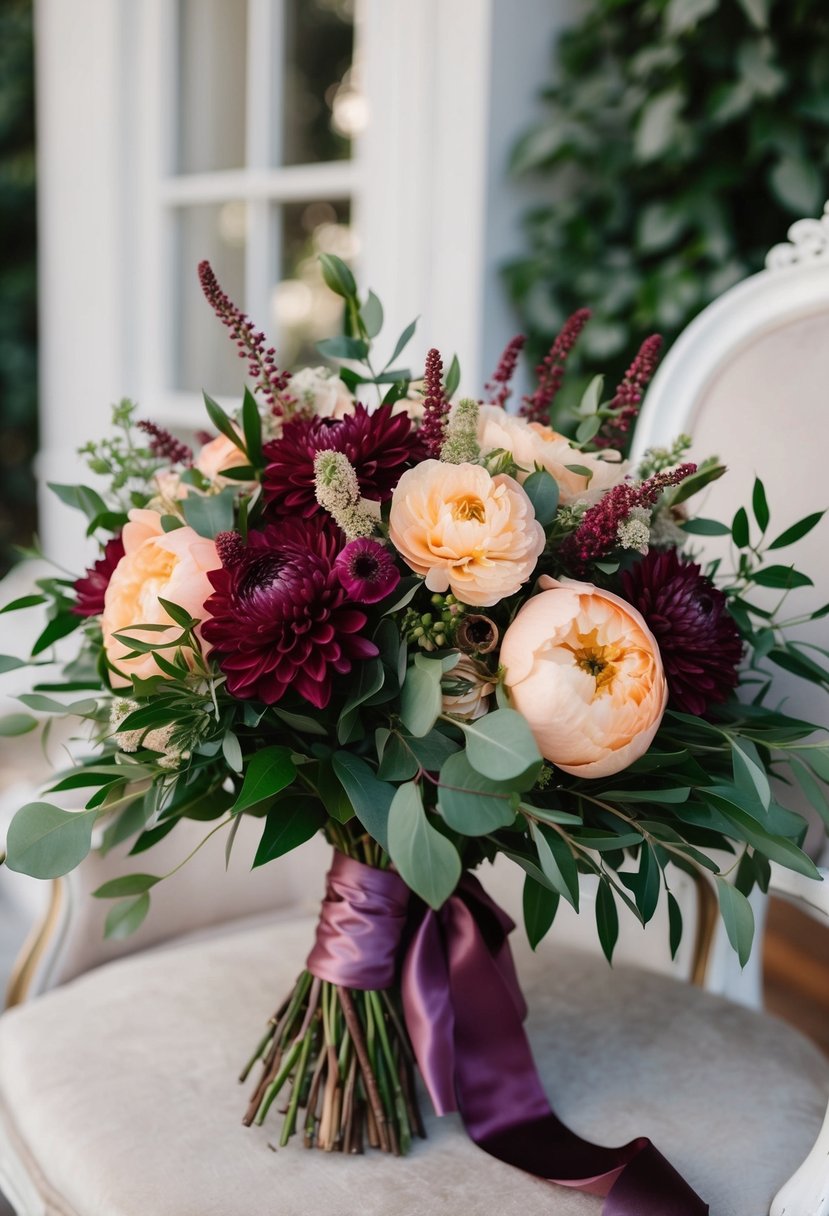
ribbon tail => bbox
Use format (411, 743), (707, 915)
(401, 907), (459, 1116)
(437, 893), (709, 1216)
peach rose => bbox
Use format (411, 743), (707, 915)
(501, 575), (667, 778)
(194, 431), (249, 483)
(102, 510), (222, 686)
(151, 468), (189, 508)
(290, 367), (354, 420)
(388, 460), (545, 607)
(477, 405), (626, 506)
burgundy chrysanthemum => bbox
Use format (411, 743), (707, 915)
(262, 403), (419, 518)
(72, 536), (125, 617)
(335, 539), (400, 604)
(622, 548), (743, 716)
(201, 518), (378, 709)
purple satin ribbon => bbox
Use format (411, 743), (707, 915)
(307, 851), (708, 1215)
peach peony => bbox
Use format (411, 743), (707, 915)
(477, 405), (626, 506)
(500, 575), (667, 778)
(194, 431), (249, 483)
(102, 510), (222, 686)
(388, 460), (545, 608)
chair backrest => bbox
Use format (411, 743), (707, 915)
(633, 203), (829, 782)
(633, 204), (829, 892)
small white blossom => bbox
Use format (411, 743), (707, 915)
(314, 451), (376, 539)
(290, 367), (353, 420)
(617, 506), (651, 553)
(440, 399), (481, 465)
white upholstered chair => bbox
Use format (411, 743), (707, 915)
(2, 207), (829, 1216)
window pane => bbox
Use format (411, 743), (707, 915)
(175, 203), (248, 396)
(272, 199), (354, 367)
(281, 0), (359, 166)
(177, 0), (247, 174)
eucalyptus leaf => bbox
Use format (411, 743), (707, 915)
(5, 803), (98, 878)
(0, 713), (38, 736)
(47, 482), (108, 523)
(400, 658), (442, 737)
(104, 893), (151, 940)
(387, 782), (461, 909)
(92, 873), (160, 899)
(522, 469), (560, 525)
(181, 487), (237, 539)
(437, 751), (517, 835)
(361, 290), (384, 338)
(460, 709), (542, 781)
(331, 751), (393, 850)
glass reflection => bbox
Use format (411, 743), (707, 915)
(282, 0), (356, 165)
(273, 199), (354, 367)
(177, 0), (247, 174)
(175, 203), (247, 396)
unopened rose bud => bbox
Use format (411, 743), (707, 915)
(441, 655), (496, 721)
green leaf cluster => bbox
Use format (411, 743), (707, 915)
(505, 0), (829, 411)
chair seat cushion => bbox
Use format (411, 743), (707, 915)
(1, 915), (827, 1216)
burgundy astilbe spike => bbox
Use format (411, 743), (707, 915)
(485, 334), (526, 408)
(198, 260), (292, 414)
(215, 531), (246, 570)
(520, 308), (591, 424)
(595, 334), (663, 451)
(420, 348), (451, 457)
(559, 463), (697, 569)
(137, 420), (192, 465)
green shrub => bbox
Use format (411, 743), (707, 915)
(505, 0), (829, 397)
(0, 0), (37, 576)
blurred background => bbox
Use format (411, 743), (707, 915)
(0, 0), (827, 1048)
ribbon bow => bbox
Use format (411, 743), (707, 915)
(307, 851), (708, 1215)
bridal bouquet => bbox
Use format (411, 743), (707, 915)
(2, 255), (827, 1214)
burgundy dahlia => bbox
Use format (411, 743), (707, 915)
(622, 548), (743, 716)
(335, 539), (400, 604)
(72, 536), (125, 617)
(262, 403), (418, 518)
(201, 519), (378, 709)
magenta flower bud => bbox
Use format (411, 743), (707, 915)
(335, 538), (400, 604)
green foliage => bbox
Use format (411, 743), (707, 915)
(0, 0), (37, 573)
(5, 803), (97, 878)
(387, 781), (461, 909)
(505, 0), (829, 394)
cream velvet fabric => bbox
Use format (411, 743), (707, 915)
(1, 916), (827, 1216)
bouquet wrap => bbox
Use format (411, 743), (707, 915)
(305, 850), (707, 1214)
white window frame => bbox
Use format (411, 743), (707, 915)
(35, 0), (577, 567)
(135, 0), (359, 430)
